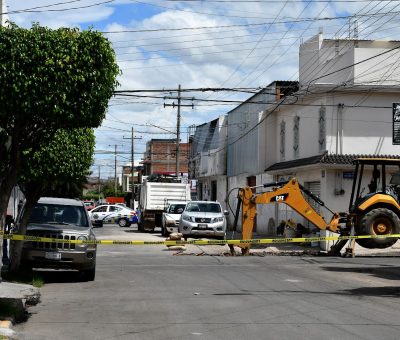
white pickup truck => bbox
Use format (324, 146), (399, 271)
(161, 201), (188, 236)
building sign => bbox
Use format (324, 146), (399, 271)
(343, 171), (354, 179)
(393, 103), (400, 145)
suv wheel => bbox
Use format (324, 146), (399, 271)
(81, 267), (96, 281)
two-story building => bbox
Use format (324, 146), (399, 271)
(189, 116), (228, 206)
(141, 139), (190, 176)
(190, 33), (400, 234)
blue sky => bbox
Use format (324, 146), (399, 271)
(4, 0), (399, 179)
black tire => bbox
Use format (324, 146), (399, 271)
(92, 221), (103, 228)
(138, 222), (144, 232)
(118, 218), (131, 228)
(81, 267), (96, 281)
(161, 225), (166, 236)
(356, 208), (400, 249)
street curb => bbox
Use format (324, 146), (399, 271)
(0, 320), (16, 339)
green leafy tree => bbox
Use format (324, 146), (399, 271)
(102, 182), (124, 198)
(0, 23), (119, 227)
(9, 128), (95, 272)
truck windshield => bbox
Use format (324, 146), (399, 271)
(168, 204), (186, 214)
(29, 203), (88, 227)
(186, 203), (221, 213)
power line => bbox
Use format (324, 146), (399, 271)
(101, 10), (400, 34)
(2, 0), (115, 14)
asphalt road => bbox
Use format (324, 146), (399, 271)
(15, 224), (400, 340)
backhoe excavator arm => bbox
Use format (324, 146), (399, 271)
(238, 178), (341, 251)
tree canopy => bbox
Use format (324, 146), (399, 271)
(0, 23), (120, 220)
(19, 128), (96, 200)
(0, 23), (119, 131)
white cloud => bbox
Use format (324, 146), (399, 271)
(7, 0), (115, 28)
(6, 0), (400, 176)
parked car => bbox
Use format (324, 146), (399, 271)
(11, 197), (97, 281)
(88, 204), (137, 227)
(179, 201), (228, 240)
(83, 200), (96, 211)
(161, 201), (188, 236)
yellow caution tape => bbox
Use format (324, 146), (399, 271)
(1, 232), (400, 246)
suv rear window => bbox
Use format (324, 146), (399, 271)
(29, 203), (88, 227)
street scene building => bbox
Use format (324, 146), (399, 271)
(3, 3), (400, 339)
(189, 34), (400, 234)
(141, 139), (190, 177)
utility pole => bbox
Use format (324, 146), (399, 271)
(0, 0), (3, 27)
(98, 165), (101, 201)
(131, 126), (135, 202)
(114, 144), (117, 194)
(123, 128), (142, 208)
(176, 84), (181, 178)
(163, 85), (194, 179)
(108, 144), (119, 195)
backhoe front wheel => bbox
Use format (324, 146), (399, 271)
(356, 208), (400, 249)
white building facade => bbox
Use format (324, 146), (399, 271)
(189, 116), (228, 209)
(191, 33), (400, 235)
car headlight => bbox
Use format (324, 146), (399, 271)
(212, 217), (224, 223)
(77, 235), (88, 247)
(165, 214), (174, 221)
(182, 215), (193, 222)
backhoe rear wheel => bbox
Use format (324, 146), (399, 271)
(356, 208), (400, 249)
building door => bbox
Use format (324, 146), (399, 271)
(198, 182), (203, 200)
(211, 181), (217, 201)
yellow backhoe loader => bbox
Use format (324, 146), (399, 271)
(233, 158), (400, 255)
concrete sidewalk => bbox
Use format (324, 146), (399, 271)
(0, 280), (41, 339)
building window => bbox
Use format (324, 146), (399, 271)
(280, 120), (285, 161)
(319, 106), (326, 152)
(293, 116), (300, 159)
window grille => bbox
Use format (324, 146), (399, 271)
(319, 106), (326, 152)
(280, 120), (286, 161)
(293, 116), (300, 159)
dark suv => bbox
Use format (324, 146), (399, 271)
(14, 197), (97, 281)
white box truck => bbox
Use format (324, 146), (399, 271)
(137, 176), (191, 232)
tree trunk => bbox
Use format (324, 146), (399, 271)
(0, 130), (22, 275)
(8, 181), (42, 273)
(0, 167), (19, 277)
(8, 197), (36, 273)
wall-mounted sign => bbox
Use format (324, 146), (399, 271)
(343, 171), (354, 179)
(393, 103), (400, 145)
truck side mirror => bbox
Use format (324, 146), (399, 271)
(223, 210), (229, 216)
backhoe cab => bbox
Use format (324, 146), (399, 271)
(350, 158), (400, 249)
(236, 158), (400, 254)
